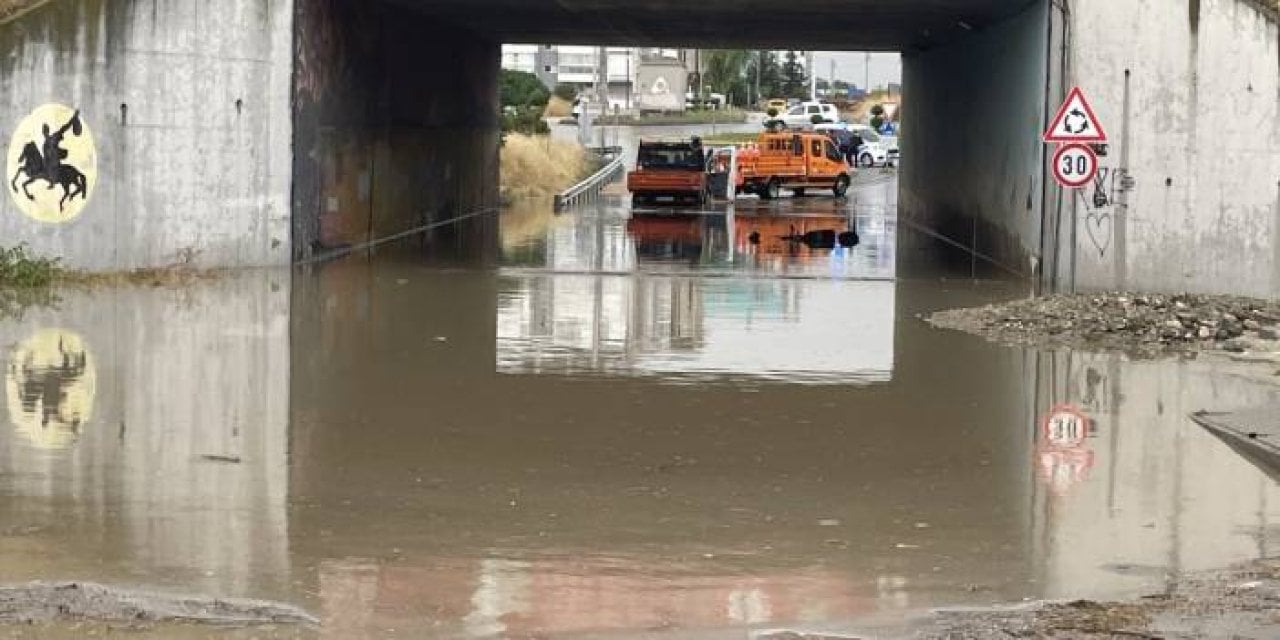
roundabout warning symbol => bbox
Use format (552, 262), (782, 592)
(1043, 87), (1107, 143)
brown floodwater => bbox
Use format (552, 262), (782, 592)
(3, 177), (1280, 638)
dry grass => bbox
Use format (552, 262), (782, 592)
(500, 133), (589, 200)
(544, 96), (573, 119)
(60, 267), (228, 289)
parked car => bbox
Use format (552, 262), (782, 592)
(776, 101), (840, 128)
(765, 98), (789, 113)
(848, 125), (895, 168)
(815, 123), (894, 168)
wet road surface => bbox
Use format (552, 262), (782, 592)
(4, 174), (1280, 638)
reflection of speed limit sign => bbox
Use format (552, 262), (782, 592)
(1040, 404), (1092, 448)
(1052, 143), (1098, 188)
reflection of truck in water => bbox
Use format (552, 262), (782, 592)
(626, 139), (710, 207)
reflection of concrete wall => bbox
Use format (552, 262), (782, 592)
(899, 1), (1048, 276)
(0, 0), (293, 268)
(1030, 352), (1280, 598)
(0, 273), (291, 597)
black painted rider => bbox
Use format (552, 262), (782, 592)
(41, 111), (79, 176)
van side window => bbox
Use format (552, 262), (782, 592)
(811, 139), (822, 157)
(793, 135), (804, 156)
(825, 140), (843, 163)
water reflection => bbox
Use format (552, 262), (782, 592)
(1027, 351), (1280, 598)
(5, 223), (1280, 638)
(7, 328), (95, 450)
(0, 273), (291, 599)
(496, 275), (895, 383)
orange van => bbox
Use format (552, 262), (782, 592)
(737, 133), (852, 199)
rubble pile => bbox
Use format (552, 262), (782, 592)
(929, 292), (1280, 356)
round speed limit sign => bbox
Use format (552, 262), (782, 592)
(1052, 143), (1098, 188)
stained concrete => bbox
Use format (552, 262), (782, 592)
(290, 0), (500, 263)
(0, 0), (293, 269)
(898, 0), (1049, 278)
(1068, 0), (1280, 296)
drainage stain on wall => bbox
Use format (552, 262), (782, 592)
(6, 104), (96, 223)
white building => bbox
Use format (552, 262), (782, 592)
(501, 45), (694, 110)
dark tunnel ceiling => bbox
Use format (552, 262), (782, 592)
(389, 0), (1036, 50)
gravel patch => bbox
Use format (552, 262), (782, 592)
(929, 292), (1280, 358)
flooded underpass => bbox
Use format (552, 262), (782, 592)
(4, 174), (1280, 638)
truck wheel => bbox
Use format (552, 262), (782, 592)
(859, 153), (875, 168)
(793, 188), (806, 197)
(833, 175), (851, 197)
(762, 179), (781, 200)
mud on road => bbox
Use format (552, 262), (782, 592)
(914, 558), (1280, 639)
(0, 582), (316, 628)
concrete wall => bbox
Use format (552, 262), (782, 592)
(1065, 0), (1280, 295)
(0, 0), (293, 269)
(899, 1), (1050, 278)
(291, 0), (501, 263)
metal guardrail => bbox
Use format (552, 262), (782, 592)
(554, 155), (625, 212)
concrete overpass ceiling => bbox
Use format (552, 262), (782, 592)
(389, 0), (1038, 50)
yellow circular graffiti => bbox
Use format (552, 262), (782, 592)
(6, 328), (96, 450)
(6, 104), (97, 223)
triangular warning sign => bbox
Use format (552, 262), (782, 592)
(1043, 86), (1108, 143)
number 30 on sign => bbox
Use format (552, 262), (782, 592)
(1051, 143), (1098, 189)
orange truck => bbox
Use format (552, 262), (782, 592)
(626, 139), (710, 206)
(736, 132), (852, 199)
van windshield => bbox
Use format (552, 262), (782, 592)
(637, 144), (705, 170)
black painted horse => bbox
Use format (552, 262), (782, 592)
(10, 141), (87, 212)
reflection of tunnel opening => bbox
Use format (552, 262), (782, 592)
(293, 0), (1057, 284)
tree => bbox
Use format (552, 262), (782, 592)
(780, 50), (808, 99)
(870, 103), (886, 130)
(748, 51), (784, 101)
(702, 50), (751, 106)
(552, 83), (578, 102)
(500, 69), (550, 108)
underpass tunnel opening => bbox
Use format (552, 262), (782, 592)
(291, 0), (1056, 281)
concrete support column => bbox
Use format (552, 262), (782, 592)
(291, 0), (500, 264)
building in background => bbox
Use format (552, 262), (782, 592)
(502, 45), (698, 110)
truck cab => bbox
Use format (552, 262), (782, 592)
(626, 139), (710, 206)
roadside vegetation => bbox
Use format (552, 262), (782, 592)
(501, 69), (551, 135)
(498, 70), (595, 199)
(500, 133), (588, 200)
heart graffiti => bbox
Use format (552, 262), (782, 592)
(1084, 208), (1112, 257)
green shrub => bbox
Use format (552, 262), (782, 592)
(0, 245), (60, 287)
(553, 83), (578, 102)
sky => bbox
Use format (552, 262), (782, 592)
(812, 52), (902, 91)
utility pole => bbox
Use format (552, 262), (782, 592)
(754, 51), (762, 105)
(829, 58), (836, 99)
(864, 52), (871, 96)
(808, 51), (816, 101)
